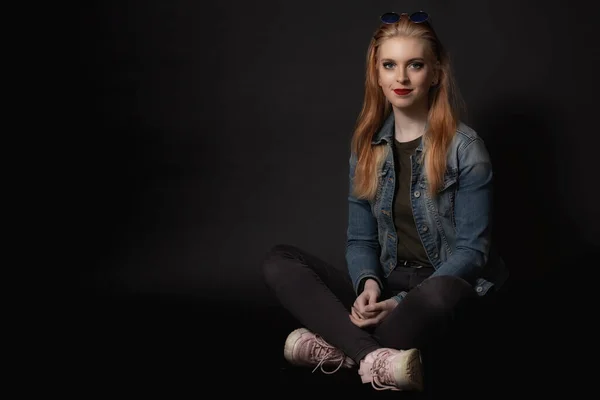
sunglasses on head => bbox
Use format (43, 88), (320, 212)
(380, 11), (429, 24)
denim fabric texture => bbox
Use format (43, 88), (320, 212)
(346, 113), (509, 303)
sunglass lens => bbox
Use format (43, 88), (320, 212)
(380, 12), (400, 23)
(410, 11), (429, 23)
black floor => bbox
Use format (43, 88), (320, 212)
(56, 279), (581, 397)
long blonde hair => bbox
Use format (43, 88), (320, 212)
(351, 16), (465, 199)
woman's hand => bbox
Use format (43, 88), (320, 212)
(350, 298), (398, 328)
(351, 279), (381, 321)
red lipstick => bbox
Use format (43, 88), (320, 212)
(394, 89), (413, 95)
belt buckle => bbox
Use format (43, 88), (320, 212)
(403, 260), (422, 269)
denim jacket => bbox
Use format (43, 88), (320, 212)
(346, 113), (509, 303)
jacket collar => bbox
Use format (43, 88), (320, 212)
(371, 111), (428, 152)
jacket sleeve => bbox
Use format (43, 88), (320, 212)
(428, 137), (494, 283)
(345, 152), (384, 294)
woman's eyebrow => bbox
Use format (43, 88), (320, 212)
(380, 57), (425, 63)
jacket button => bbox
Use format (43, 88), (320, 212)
(421, 226), (428, 232)
(476, 286), (483, 293)
(414, 191), (421, 198)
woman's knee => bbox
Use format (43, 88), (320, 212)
(261, 244), (301, 285)
(415, 275), (477, 311)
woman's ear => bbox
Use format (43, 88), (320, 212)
(434, 61), (441, 83)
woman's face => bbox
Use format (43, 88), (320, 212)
(376, 36), (438, 111)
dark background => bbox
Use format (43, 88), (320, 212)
(66, 0), (598, 394)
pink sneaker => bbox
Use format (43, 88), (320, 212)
(284, 328), (356, 374)
(358, 348), (424, 391)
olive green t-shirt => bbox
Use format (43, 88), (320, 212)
(392, 136), (432, 267)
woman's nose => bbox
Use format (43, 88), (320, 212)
(396, 71), (408, 83)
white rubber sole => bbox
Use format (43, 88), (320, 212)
(393, 348), (424, 391)
(283, 327), (310, 365)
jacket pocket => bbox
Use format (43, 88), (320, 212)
(418, 168), (457, 193)
(419, 169), (457, 219)
(374, 161), (391, 203)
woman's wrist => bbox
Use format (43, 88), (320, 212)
(364, 278), (381, 291)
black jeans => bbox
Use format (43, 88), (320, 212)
(262, 244), (480, 364)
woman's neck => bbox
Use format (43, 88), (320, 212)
(392, 106), (428, 143)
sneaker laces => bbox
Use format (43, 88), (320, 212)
(310, 335), (347, 374)
(369, 349), (400, 391)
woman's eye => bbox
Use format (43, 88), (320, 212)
(383, 62), (395, 69)
(409, 62), (424, 69)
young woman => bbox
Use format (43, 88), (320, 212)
(262, 11), (508, 392)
